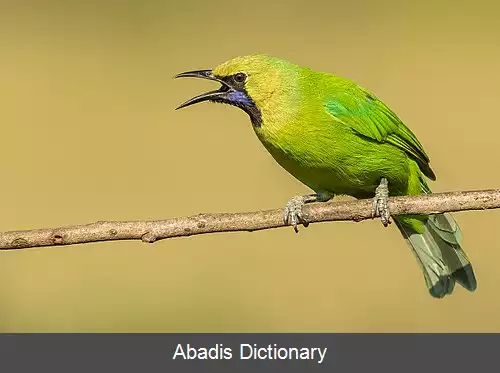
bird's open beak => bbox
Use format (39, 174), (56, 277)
(175, 70), (230, 110)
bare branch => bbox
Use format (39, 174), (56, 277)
(1, 189), (499, 250)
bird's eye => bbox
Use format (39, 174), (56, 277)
(233, 72), (247, 83)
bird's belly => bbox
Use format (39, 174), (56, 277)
(259, 133), (411, 198)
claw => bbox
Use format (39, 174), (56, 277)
(283, 193), (332, 232)
(283, 196), (307, 232)
(372, 178), (391, 227)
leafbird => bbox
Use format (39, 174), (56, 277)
(175, 54), (476, 298)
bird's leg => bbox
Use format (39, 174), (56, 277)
(283, 193), (332, 233)
(371, 177), (391, 227)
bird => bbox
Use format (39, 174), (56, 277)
(175, 54), (477, 298)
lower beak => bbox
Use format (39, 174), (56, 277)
(175, 69), (229, 110)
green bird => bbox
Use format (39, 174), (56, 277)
(175, 54), (476, 298)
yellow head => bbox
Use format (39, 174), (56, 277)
(175, 54), (300, 127)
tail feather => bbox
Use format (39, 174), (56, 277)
(427, 214), (476, 292)
(427, 213), (462, 245)
(395, 213), (477, 298)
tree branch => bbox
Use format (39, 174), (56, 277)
(1, 189), (499, 250)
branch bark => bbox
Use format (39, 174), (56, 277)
(1, 189), (499, 250)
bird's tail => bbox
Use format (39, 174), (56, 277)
(394, 211), (477, 298)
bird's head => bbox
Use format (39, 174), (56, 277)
(175, 54), (298, 127)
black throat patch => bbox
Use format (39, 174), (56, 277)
(237, 98), (263, 128)
(218, 75), (263, 128)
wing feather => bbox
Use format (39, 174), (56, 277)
(325, 84), (436, 180)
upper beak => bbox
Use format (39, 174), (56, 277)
(175, 69), (230, 110)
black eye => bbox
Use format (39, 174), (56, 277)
(233, 72), (247, 83)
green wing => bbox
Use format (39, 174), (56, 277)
(325, 82), (436, 180)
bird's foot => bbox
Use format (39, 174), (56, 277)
(371, 178), (391, 227)
(283, 195), (317, 233)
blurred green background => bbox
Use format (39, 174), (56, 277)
(0, 0), (499, 332)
